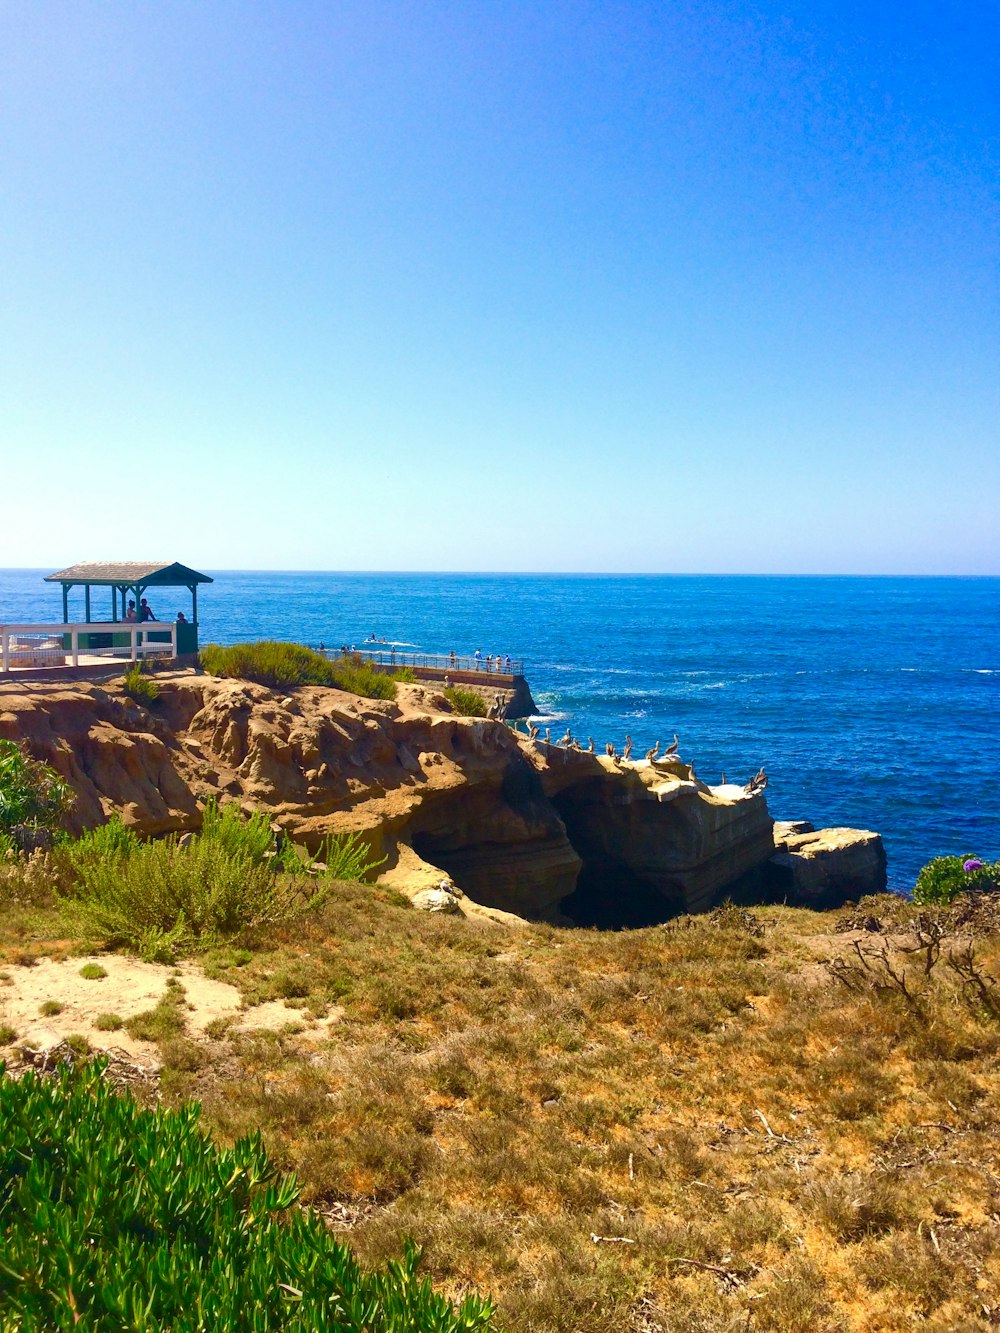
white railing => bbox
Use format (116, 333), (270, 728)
(339, 648), (525, 677)
(0, 622), (177, 673)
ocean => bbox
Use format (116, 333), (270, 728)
(2, 569), (996, 892)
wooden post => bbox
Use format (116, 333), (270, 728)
(84, 586), (91, 623)
(61, 585), (68, 624)
(71, 627), (79, 667)
(1, 628), (8, 673)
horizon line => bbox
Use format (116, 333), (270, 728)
(2, 566), (999, 580)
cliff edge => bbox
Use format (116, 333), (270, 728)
(0, 671), (885, 921)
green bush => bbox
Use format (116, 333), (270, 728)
(317, 829), (385, 882)
(121, 663), (160, 704)
(443, 686), (488, 718)
(65, 817), (140, 870)
(199, 801), (383, 882)
(200, 799), (276, 863)
(328, 653), (397, 700)
(0, 740), (71, 833)
(69, 835), (309, 958)
(200, 641), (335, 690)
(912, 854), (1000, 906)
(200, 642), (399, 701)
(0, 1060), (496, 1331)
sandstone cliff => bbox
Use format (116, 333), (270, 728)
(0, 670), (884, 922)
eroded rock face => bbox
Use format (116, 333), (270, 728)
(552, 769), (775, 923)
(766, 826), (887, 907)
(0, 671), (872, 921)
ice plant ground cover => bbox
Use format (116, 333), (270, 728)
(0, 1059), (497, 1332)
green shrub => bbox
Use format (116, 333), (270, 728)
(912, 855), (1000, 906)
(0, 740), (72, 833)
(391, 666), (417, 684)
(200, 799), (277, 863)
(121, 663), (160, 703)
(317, 829), (385, 882)
(200, 640), (335, 690)
(328, 652), (398, 700)
(70, 835), (314, 957)
(94, 1013), (122, 1031)
(67, 817), (140, 867)
(79, 963), (107, 980)
(63, 808), (382, 957)
(443, 686), (488, 718)
(199, 802), (382, 883)
(0, 1061), (496, 1331)
(200, 641), (400, 701)
(125, 982), (188, 1042)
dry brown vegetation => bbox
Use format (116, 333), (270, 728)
(2, 879), (999, 1332)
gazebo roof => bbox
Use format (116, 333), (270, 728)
(44, 562), (213, 587)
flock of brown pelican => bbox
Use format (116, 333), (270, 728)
(507, 717), (767, 794)
(478, 691), (767, 795)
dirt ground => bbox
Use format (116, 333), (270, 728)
(0, 954), (339, 1065)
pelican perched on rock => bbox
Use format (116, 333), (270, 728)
(664, 734), (679, 755)
(560, 728), (573, 748)
(544, 727), (551, 744)
(645, 741), (661, 762)
(623, 735), (632, 760)
(586, 737), (595, 753)
(605, 741), (615, 757)
(528, 722), (539, 740)
(744, 768), (768, 795)
(720, 771), (727, 785)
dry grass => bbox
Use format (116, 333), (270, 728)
(4, 883), (999, 1331)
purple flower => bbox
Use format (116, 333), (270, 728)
(963, 858), (984, 873)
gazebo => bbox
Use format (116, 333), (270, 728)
(44, 561), (213, 654)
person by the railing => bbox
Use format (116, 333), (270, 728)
(176, 611), (188, 623)
(139, 598), (157, 622)
(125, 600), (137, 622)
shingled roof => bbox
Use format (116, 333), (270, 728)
(44, 562), (213, 586)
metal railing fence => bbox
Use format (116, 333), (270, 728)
(328, 647), (524, 677)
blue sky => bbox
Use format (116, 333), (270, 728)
(1, 1), (997, 573)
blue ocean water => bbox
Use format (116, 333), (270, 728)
(2, 569), (997, 892)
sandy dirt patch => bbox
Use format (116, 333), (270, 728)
(0, 955), (339, 1065)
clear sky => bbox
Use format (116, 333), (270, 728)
(1, 1), (997, 573)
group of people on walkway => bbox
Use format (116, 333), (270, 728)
(470, 649), (512, 673)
